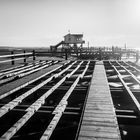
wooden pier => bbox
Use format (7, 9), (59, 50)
(78, 61), (121, 140)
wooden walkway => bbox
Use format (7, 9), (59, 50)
(78, 61), (121, 140)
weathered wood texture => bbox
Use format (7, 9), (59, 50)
(78, 61), (121, 140)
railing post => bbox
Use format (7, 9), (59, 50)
(11, 51), (14, 65)
(65, 49), (68, 60)
(99, 48), (102, 60)
(33, 50), (35, 61)
(76, 49), (78, 58)
(80, 48), (82, 57)
(24, 50), (26, 63)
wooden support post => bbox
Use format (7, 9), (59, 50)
(112, 46), (117, 59)
(11, 51), (14, 65)
(99, 48), (102, 60)
(33, 50), (35, 61)
(65, 49), (68, 60)
(76, 49), (78, 58)
(24, 50), (26, 63)
(112, 46), (114, 55)
(80, 48), (82, 58)
(119, 48), (122, 60)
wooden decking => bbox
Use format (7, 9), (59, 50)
(78, 61), (121, 140)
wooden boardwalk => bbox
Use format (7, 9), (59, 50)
(78, 61), (121, 140)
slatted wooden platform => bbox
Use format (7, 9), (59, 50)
(78, 61), (121, 140)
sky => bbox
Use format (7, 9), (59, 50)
(0, 0), (140, 49)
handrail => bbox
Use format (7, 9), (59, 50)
(0, 52), (32, 58)
(0, 51), (34, 65)
(0, 56), (33, 64)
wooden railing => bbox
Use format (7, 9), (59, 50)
(0, 47), (139, 64)
(0, 50), (35, 65)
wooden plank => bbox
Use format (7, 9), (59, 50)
(78, 136), (119, 140)
(78, 61), (121, 140)
(79, 131), (120, 139)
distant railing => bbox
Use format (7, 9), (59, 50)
(0, 50), (35, 65)
(0, 46), (139, 64)
(35, 49), (71, 60)
(82, 47), (140, 61)
(36, 47), (140, 61)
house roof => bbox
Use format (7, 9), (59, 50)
(64, 33), (83, 37)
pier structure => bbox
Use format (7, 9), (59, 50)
(0, 59), (121, 140)
(1, 36), (140, 139)
(0, 56), (140, 139)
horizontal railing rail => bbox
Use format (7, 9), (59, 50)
(0, 50), (35, 65)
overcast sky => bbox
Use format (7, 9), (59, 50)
(0, 0), (140, 48)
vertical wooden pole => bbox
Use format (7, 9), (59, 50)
(33, 50), (35, 61)
(99, 48), (102, 60)
(80, 47), (82, 58)
(112, 46), (114, 59)
(11, 51), (14, 65)
(76, 48), (78, 58)
(24, 50), (26, 63)
(65, 49), (68, 60)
